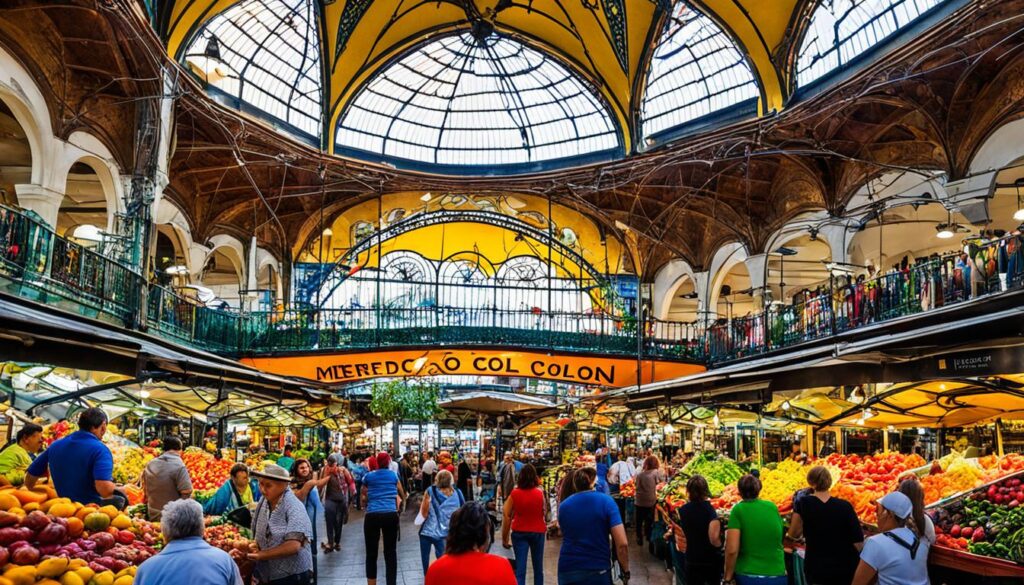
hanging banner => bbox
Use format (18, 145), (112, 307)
(241, 349), (703, 388)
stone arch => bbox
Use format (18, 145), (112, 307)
(0, 42), (53, 189)
(652, 259), (697, 321)
(707, 241), (749, 313)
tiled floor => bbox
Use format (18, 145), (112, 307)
(315, 502), (675, 585)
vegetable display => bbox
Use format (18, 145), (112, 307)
(681, 453), (743, 497)
(932, 473), (1024, 562)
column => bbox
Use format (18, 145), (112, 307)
(14, 183), (63, 228)
(691, 270), (715, 322)
(818, 223), (854, 267)
(744, 254), (769, 309)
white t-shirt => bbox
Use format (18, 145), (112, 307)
(609, 461), (636, 485)
(389, 461), (400, 474)
(421, 459), (437, 474)
(860, 527), (930, 585)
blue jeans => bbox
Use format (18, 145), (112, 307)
(557, 569), (612, 585)
(736, 576), (787, 585)
(419, 535), (445, 574)
(512, 531), (545, 585)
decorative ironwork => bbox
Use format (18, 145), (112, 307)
(334, 0), (373, 61)
(602, 0), (629, 72)
(314, 209), (606, 307)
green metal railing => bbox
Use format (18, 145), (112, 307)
(0, 205), (142, 325)
(4, 203), (1022, 368)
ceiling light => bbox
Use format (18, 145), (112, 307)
(1014, 208), (1024, 222)
(781, 400), (791, 411)
(72, 224), (103, 243)
(848, 386), (864, 404)
(936, 226), (954, 239)
(420, 193), (432, 202)
(856, 417), (866, 426)
(204, 35), (222, 61)
(322, 227), (333, 237)
(862, 407), (876, 420)
(139, 390), (150, 399)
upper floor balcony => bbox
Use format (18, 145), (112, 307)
(3, 203), (1022, 375)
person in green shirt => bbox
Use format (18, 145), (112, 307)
(0, 424), (43, 485)
(723, 474), (786, 585)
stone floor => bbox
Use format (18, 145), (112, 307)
(315, 501), (675, 585)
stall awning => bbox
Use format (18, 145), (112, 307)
(439, 391), (555, 415)
(771, 375), (1024, 429)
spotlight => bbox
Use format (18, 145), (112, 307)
(139, 390), (150, 399)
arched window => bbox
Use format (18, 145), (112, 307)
(640, 1), (759, 143)
(181, 0), (323, 140)
(797, 0), (944, 88)
(335, 32), (621, 170)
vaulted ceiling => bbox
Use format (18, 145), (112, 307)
(154, 0), (806, 154)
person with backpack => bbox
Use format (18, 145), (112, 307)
(852, 491), (930, 585)
(418, 470), (464, 574)
(320, 454), (355, 553)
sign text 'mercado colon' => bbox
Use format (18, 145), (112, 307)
(314, 355), (615, 384)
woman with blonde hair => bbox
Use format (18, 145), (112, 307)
(418, 469), (464, 574)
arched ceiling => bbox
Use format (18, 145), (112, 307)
(157, 0), (801, 153)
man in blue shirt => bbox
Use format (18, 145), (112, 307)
(25, 408), (118, 506)
(135, 498), (242, 585)
(557, 468), (631, 585)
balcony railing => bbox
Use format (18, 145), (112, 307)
(3, 204), (1022, 368)
(0, 205), (142, 325)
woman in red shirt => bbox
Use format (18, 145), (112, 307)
(425, 501), (516, 585)
(501, 464), (547, 585)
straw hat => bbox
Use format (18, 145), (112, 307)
(250, 463), (290, 482)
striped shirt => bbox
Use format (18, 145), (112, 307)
(252, 489), (312, 582)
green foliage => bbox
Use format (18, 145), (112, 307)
(370, 380), (442, 422)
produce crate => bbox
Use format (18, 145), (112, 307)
(927, 469), (1024, 575)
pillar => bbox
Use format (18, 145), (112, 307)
(744, 254), (769, 308)
(691, 270), (717, 323)
(15, 183), (63, 228)
(818, 224), (853, 267)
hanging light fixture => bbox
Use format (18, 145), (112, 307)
(1014, 180), (1024, 221)
(935, 209), (961, 239)
(204, 35), (222, 61)
(139, 389), (151, 399)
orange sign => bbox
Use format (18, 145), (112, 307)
(241, 349), (704, 387)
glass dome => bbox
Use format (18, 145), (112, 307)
(182, 0), (322, 142)
(334, 32), (621, 172)
(640, 2), (759, 143)
(797, 0), (945, 88)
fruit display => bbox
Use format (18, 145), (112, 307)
(106, 444), (155, 487)
(681, 453), (743, 497)
(822, 452), (927, 524)
(618, 479), (635, 498)
(919, 455), (985, 504)
(42, 421), (72, 447)
(656, 473), (689, 514)
(203, 517), (256, 565)
(181, 448), (233, 492)
(931, 473), (1024, 562)
(0, 485), (161, 585)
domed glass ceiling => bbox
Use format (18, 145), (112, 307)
(183, 0), (322, 140)
(335, 32), (620, 170)
(797, 0), (945, 88)
(173, 0), (957, 173)
(640, 2), (759, 142)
